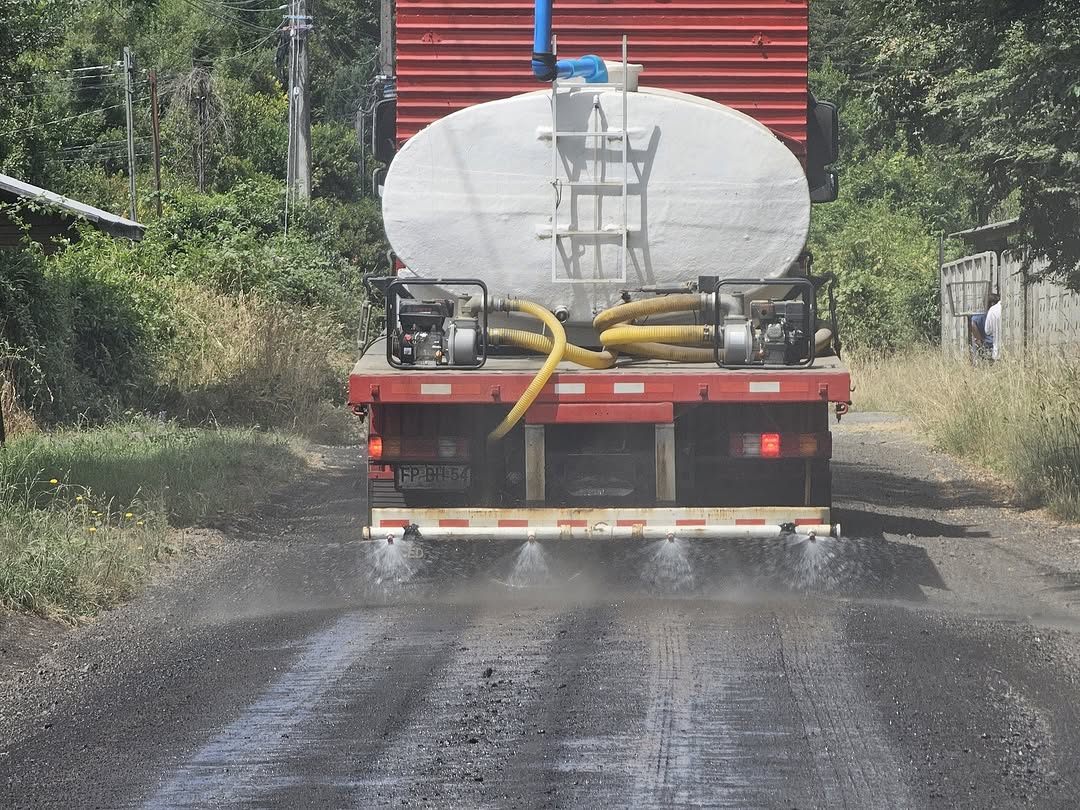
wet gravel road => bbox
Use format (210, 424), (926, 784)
(4, 412), (1080, 808)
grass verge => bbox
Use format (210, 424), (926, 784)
(0, 418), (305, 618)
(852, 350), (1080, 520)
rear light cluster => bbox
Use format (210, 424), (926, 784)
(730, 432), (831, 459)
(369, 436), (471, 461)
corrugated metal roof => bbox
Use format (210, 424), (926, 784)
(396, 0), (808, 151)
(0, 173), (144, 241)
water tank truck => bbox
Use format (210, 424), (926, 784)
(350, 1), (850, 567)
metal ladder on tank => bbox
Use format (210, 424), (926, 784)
(547, 35), (632, 284)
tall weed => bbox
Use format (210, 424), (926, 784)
(852, 350), (1080, 520)
(162, 288), (357, 442)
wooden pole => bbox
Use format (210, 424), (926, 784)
(123, 47), (138, 221)
(149, 69), (162, 217)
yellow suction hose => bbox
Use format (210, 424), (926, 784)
(599, 324), (712, 348)
(487, 300), (567, 442)
(592, 293), (705, 332)
(488, 328), (617, 369)
(591, 294), (721, 361)
(620, 343), (718, 362)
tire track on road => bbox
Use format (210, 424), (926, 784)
(144, 603), (467, 809)
(347, 602), (569, 808)
(776, 606), (913, 809)
(551, 599), (823, 808)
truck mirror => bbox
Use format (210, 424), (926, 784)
(809, 99), (839, 165)
(810, 171), (839, 204)
(372, 98), (397, 165)
(806, 95), (839, 203)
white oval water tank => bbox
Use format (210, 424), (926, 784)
(383, 86), (810, 326)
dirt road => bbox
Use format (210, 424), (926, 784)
(3, 412), (1080, 809)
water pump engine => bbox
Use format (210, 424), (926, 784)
(385, 280), (486, 369)
(751, 299), (808, 365)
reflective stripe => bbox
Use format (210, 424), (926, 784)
(420, 383), (452, 395)
(613, 382), (645, 394)
(554, 382), (586, 395)
(749, 381), (781, 393)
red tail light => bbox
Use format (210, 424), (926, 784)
(730, 432), (831, 459)
(368, 435), (470, 461)
(760, 433), (781, 458)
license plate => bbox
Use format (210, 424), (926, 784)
(395, 464), (471, 491)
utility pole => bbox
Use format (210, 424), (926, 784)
(379, 0), (394, 78)
(286, 0), (312, 201)
(149, 69), (162, 217)
(195, 89), (207, 193)
(123, 47), (138, 221)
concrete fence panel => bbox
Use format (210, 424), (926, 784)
(941, 250), (1080, 358)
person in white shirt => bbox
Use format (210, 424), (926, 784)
(983, 294), (1002, 360)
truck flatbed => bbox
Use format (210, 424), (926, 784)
(349, 338), (851, 409)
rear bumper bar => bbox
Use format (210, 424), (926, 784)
(364, 507), (838, 541)
(368, 523), (838, 542)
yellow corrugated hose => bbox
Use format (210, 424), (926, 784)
(599, 324), (712, 348)
(619, 343), (717, 362)
(488, 328), (617, 369)
(487, 300), (567, 442)
(592, 293), (704, 332)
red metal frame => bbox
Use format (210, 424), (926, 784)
(396, 0), (809, 153)
(349, 367), (850, 409)
(524, 402), (674, 424)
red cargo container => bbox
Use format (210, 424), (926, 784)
(395, 0), (809, 150)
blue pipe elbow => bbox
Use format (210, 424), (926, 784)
(557, 54), (608, 83)
(532, 0), (608, 83)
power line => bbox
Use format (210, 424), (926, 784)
(5, 72), (120, 91)
(211, 26), (284, 64)
(0, 104), (127, 138)
(6, 81), (124, 101)
(177, 0), (281, 33)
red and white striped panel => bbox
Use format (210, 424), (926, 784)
(373, 506), (830, 530)
(350, 370), (852, 406)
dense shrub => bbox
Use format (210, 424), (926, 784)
(0, 181), (385, 428)
(810, 201), (941, 351)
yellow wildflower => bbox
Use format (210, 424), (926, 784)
(136, 521), (145, 527)
(75, 495), (83, 502)
(125, 512), (134, 519)
(88, 527), (97, 533)
(49, 478), (59, 485)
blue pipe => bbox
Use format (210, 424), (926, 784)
(532, 0), (609, 83)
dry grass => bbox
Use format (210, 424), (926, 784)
(1, 372), (38, 439)
(852, 349), (1080, 520)
(161, 288), (359, 443)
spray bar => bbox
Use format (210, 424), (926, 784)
(365, 523), (840, 542)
